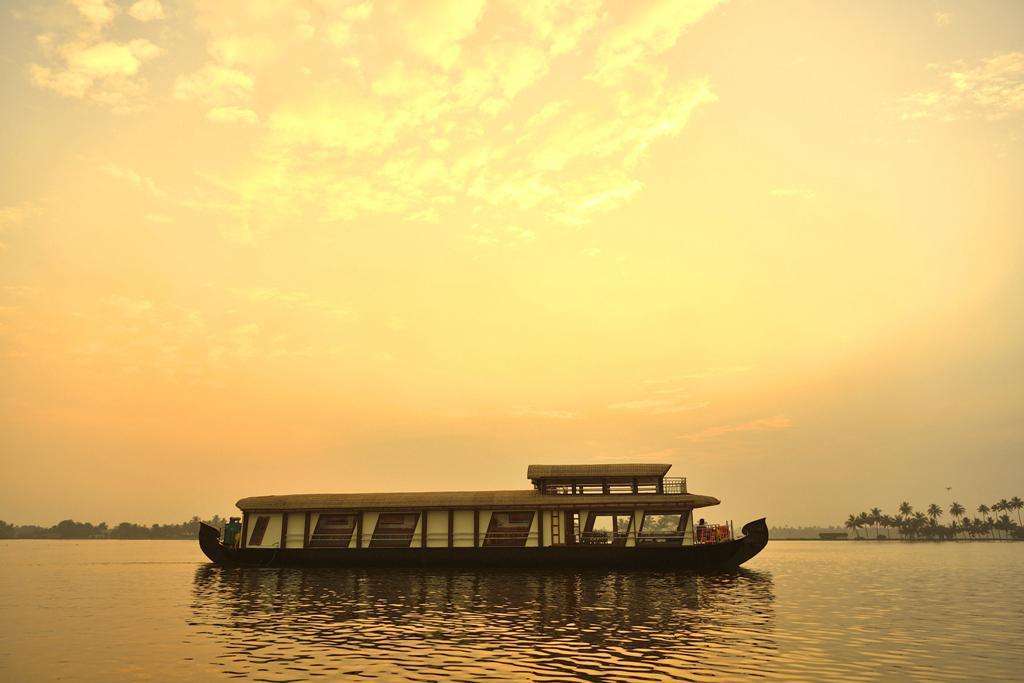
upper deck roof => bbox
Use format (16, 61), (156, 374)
(526, 463), (672, 479)
(237, 489), (718, 512)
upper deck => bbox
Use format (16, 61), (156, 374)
(237, 464), (708, 512)
(527, 463), (686, 495)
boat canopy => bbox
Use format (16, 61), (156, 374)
(526, 464), (672, 479)
(236, 489), (719, 512)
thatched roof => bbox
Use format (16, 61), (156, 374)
(526, 463), (672, 479)
(237, 489), (718, 512)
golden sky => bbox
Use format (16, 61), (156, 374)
(1, 0), (1022, 525)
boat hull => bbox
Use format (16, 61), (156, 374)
(199, 518), (768, 570)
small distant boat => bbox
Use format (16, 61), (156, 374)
(198, 464), (768, 569)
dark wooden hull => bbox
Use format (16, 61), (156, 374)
(199, 518), (768, 570)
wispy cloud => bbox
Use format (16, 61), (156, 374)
(900, 52), (1024, 122)
(678, 415), (792, 442)
(128, 0), (164, 23)
(168, 0), (720, 241)
(28, 4), (163, 115)
(99, 163), (166, 198)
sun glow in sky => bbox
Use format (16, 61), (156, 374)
(1, 0), (1022, 525)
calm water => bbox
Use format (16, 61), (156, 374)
(1, 541), (1021, 681)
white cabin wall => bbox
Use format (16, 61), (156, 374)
(426, 510), (448, 547)
(248, 513), (283, 548)
(453, 510), (474, 547)
(285, 512), (305, 548)
(683, 511), (695, 546)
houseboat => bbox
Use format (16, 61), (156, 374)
(198, 464), (768, 569)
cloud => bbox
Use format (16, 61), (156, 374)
(144, 213), (172, 223)
(510, 0), (603, 56)
(901, 52), (1024, 122)
(233, 287), (355, 320)
(390, 0), (487, 70)
(207, 106), (259, 125)
(934, 12), (953, 27)
(590, 0), (724, 85)
(153, 0), (719, 240)
(174, 64), (254, 106)
(70, 0), (118, 27)
(679, 415), (792, 442)
(99, 163), (166, 198)
(128, 0), (164, 22)
(29, 38), (162, 113)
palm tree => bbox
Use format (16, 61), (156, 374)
(997, 514), (1012, 540)
(880, 514), (895, 540)
(845, 514), (860, 539)
(1010, 496), (1023, 528)
(870, 507), (883, 539)
(899, 501), (913, 518)
(992, 501), (1006, 538)
(911, 511), (927, 539)
(949, 502), (965, 540)
(857, 511), (871, 539)
(926, 503), (942, 524)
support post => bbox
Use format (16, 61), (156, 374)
(447, 509), (454, 549)
(241, 512), (249, 549)
(280, 512), (288, 549)
(631, 478), (638, 494)
(422, 510), (428, 548)
(537, 510), (544, 547)
(303, 512), (310, 549)
(356, 512), (363, 548)
(473, 509), (479, 548)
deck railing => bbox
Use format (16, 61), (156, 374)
(539, 477), (688, 495)
(662, 477), (687, 494)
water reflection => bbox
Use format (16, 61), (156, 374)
(190, 566), (776, 681)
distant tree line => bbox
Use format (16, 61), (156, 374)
(0, 516), (226, 540)
(844, 497), (1023, 540)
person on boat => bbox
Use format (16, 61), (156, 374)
(223, 517), (242, 548)
(696, 518), (708, 544)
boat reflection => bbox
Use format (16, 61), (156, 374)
(190, 566), (776, 679)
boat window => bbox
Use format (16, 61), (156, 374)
(484, 511), (534, 547)
(637, 512), (688, 546)
(309, 514), (356, 548)
(249, 515), (270, 546)
(369, 513), (419, 548)
(581, 513), (631, 545)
